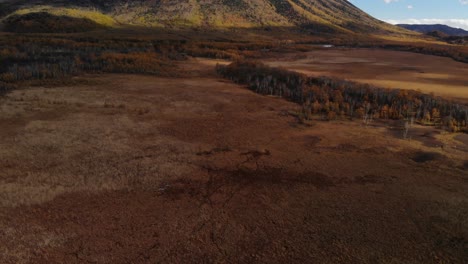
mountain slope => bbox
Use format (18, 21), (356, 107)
(398, 24), (468, 36)
(3, 12), (106, 33)
(0, 0), (412, 35)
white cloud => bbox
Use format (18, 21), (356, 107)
(407, 5), (413, 9)
(381, 0), (468, 6)
(383, 0), (467, 5)
(386, 18), (468, 30)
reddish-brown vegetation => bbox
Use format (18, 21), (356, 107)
(217, 61), (468, 131)
(0, 73), (466, 263)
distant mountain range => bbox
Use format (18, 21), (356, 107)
(0, 0), (412, 35)
(397, 24), (468, 36)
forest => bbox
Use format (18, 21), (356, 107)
(216, 61), (468, 132)
(0, 32), (467, 93)
(3, 12), (105, 33)
(0, 34), (275, 92)
(0, 36), (184, 76)
(1, 33), (467, 133)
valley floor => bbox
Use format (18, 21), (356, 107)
(266, 48), (468, 102)
(0, 57), (467, 263)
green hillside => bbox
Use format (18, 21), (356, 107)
(0, 0), (415, 35)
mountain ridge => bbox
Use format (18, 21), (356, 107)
(398, 24), (468, 36)
(0, 0), (413, 35)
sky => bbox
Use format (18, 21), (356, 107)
(348, 0), (468, 30)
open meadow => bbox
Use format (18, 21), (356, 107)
(0, 56), (467, 263)
(1, 0), (468, 262)
(266, 48), (468, 102)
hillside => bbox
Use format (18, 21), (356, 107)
(0, 0), (412, 35)
(3, 12), (105, 33)
(398, 24), (468, 36)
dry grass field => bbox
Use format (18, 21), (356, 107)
(0, 55), (467, 263)
(266, 48), (468, 102)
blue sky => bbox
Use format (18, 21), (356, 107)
(349, 0), (468, 30)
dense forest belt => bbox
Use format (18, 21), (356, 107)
(216, 61), (468, 132)
(0, 81), (15, 94)
(3, 12), (106, 33)
(375, 44), (467, 64)
(302, 38), (468, 63)
(0, 36), (183, 83)
(0, 31), (466, 92)
(0, 35), (273, 90)
(327, 44), (467, 63)
(347, 42), (467, 63)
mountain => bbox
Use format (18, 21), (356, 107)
(398, 24), (468, 36)
(0, 0), (411, 35)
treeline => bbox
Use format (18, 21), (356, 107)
(0, 35), (186, 85)
(0, 31), (466, 101)
(217, 61), (468, 132)
(377, 44), (467, 63)
(0, 35), (274, 87)
(324, 38), (468, 63)
(186, 38), (468, 63)
(183, 41), (275, 60)
(4, 12), (105, 33)
(181, 39), (468, 63)
(0, 81), (16, 95)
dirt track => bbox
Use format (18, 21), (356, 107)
(0, 57), (467, 263)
